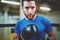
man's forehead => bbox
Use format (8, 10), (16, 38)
(23, 1), (36, 7)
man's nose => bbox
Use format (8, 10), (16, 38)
(28, 8), (32, 13)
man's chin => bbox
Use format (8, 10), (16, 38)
(27, 17), (33, 20)
(26, 16), (34, 20)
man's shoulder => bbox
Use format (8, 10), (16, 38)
(37, 15), (51, 27)
(37, 15), (50, 23)
(16, 18), (25, 24)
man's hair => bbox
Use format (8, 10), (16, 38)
(22, 0), (36, 7)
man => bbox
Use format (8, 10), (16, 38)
(13, 0), (55, 40)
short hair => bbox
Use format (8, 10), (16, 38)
(22, 0), (36, 7)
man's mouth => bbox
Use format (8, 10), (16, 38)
(28, 15), (32, 17)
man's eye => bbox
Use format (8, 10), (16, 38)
(31, 7), (34, 9)
(25, 7), (29, 9)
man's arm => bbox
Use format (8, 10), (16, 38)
(47, 31), (56, 40)
(13, 33), (19, 40)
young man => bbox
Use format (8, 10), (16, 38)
(13, 0), (55, 40)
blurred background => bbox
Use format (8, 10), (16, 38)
(0, 0), (60, 40)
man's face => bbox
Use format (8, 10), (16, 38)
(23, 1), (36, 20)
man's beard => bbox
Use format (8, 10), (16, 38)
(25, 14), (35, 20)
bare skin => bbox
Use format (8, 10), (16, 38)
(13, 33), (19, 40)
(47, 31), (56, 40)
(23, 1), (36, 20)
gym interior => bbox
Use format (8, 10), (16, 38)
(0, 0), (60, 40)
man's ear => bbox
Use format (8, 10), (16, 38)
(35, 4), (37, 9)
(22, 7), (24, 10)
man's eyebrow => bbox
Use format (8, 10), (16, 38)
(25, 6), (35, 8)
(25, 7), (29, 8)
